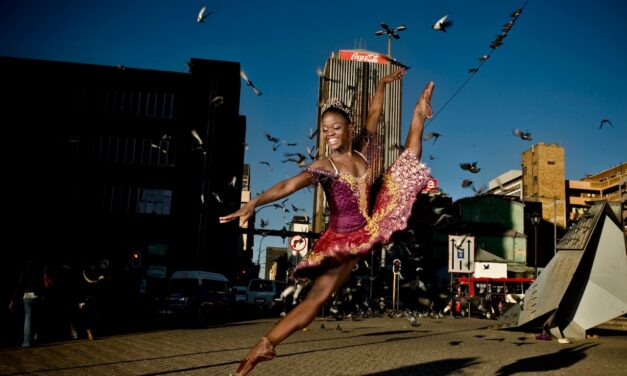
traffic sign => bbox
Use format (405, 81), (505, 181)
(289, 235), (308, 257)
(448, 235), (475, 273)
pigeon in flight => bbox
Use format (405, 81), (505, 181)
(512, 128), (532, 140)
(264, 132), (280, 144)
(424, 132), (442, 144)
(432, 15), (453, 32)
(316, 67), (336, 82)
(599, 119), (613, 129)
(259, 161), (273, 171)
(460, 162), (481, 173)
(434, 213), (453, 226)
(308, 128), (318, 140)
(511, 8), (523, 18)
(240, 69), (262, 96)
(479, 55), (490, 62)
(210, 95), (224, 107)
(196, 6), (213, 23)
(282, 140), (298, 147)
(381, 55), (410, 70)
(306, 146), (318, 160)
(260, 218), (269, 228)
(468, 68), (479, 74)
(428, 154), (436, 160)
(283, 152), (307, 167)
(229, 176), (237, 188)
(473, 185), (487, 195)
(461, 179), (474, 188)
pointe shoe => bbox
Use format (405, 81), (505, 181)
(235, 336), (276, 376)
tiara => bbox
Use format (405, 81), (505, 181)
(321, 98), (353, 123)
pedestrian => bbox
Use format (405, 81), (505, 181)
(220, 70), (435, 375)
(79, 260), (106, 341)
(9, 259), (44, 347)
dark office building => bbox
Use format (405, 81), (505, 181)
(1, 56), (247, 309)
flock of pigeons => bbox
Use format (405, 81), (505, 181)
(195, 5), (617, 243)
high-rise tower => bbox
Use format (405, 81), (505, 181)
(312, 49), (404, 232)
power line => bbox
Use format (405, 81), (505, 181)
(427, 0), (531, 126)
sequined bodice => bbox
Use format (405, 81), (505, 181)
(307, 168), (371, 233)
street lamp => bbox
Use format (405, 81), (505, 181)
(375, 22), (406, 57)
(530, 212), (541, 277)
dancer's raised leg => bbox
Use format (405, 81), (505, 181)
(404, 81), (435, 159)
(235, 259), (358, 375)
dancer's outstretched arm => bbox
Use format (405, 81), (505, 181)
(219, 171), (312, 226)
(364, 69), (406, 134)
(404, 81), (435, 160)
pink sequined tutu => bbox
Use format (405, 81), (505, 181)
(293, 149), (431, 280)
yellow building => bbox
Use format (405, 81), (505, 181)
(521, 143), (567, 229)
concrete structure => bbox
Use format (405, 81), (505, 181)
(486, 169), (522, 199)
(503, 201), (627, 339)
(312, 49), (404, 232)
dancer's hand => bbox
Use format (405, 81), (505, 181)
(414, 81), (435, 119)
(380, 69), (406, 85)
(219, 201), (254, 226)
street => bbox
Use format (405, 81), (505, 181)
(1, 315), (625, 375)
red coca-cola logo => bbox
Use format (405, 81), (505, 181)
(339, 50), (387, 64)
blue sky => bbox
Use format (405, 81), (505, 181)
(2, 0), (625, 271)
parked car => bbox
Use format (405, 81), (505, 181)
(232, 285), (248, 304)
(158, 270), (232, 324)
(247, 279), (286, 310)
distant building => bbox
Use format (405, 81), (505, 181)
(486, 169), (522, 199)
(522, 143), (567, 229)
(312, 49), (404, 232)
(264, 246), (288, 281)
(567, 162), (626, 225)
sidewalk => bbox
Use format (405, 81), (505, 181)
(0, 316), (625, 375)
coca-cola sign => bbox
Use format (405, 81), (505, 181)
(339, 50), (388, 65)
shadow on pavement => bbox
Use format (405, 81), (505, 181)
(495, 343), (598, 375)
(364, 357), (481, 375)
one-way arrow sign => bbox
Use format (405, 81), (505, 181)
(448, 235), (475, 273)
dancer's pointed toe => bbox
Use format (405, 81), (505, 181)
(235, 337), (276, 376)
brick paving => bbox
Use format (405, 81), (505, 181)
(1, 316), (625, 375)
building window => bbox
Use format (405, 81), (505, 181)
(547, 160), (555, 165)
(137, 188), (172, 215)
(95, 136), (175, 167)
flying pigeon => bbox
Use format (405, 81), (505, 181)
(308, 128), (318, 140)
(511, 8), (523, 18)
(468, 68), (479, 74)
(306, 146), (318, 160)
(424, 132), (442, 144)
(512, 128), (532, 140)
(432, 15), (453, 32)
(479, 55), (489, 62)
(460, 162), (481, 173)
(264, 132), (280, 144)
(260, 219), (269, 228)
(196, 6), (213, 23)
(259, 161), (272, 171)
(210, 95), (224, 107)
(599, 119), (613, 129)
(316, 67), (336, 82)
(434, 213), (453, 226)
(240, 69), (262, 96)
(461, 179), (474, 188)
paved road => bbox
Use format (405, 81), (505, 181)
(1, 316), (625, 375)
